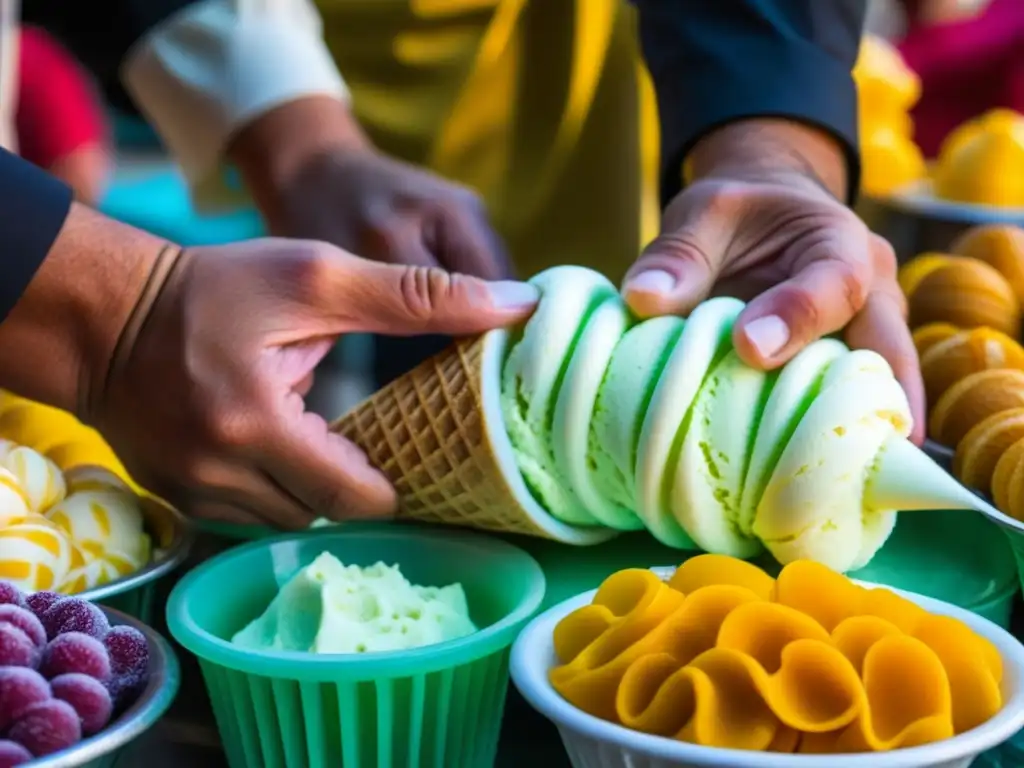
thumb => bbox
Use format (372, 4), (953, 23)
(339, 259), (539, 336)
(622, 220), (724, 318)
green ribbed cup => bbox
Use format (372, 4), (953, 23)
(167, 524), (546, 768)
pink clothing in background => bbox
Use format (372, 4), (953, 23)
(898, 0), (1024, 157)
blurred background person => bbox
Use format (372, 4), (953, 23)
(12, 26), (112, 204)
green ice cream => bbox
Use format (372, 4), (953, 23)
(232, 553), (477, 654)
(496, 266), (918, 572)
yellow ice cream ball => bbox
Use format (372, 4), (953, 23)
(0, 466), (31, 526)
(63, 464), (132, 495)
(45, 488), (145, 562)
(0, 520), (73, 593)
(4, 446), (66, 513)
(934, 109), (1024, 208)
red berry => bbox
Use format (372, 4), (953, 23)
(0, 606), (45, 648)
(24, 592), (59, 620)
(7, 700), (81, 756)
(40, 599), (109, 641)
(103, 626), (149, 710)
(0, 740), (32, 767)
(0, 626), (38, 669)
(39, 633), (110, 681)
(50, 674), (112, 736)
(0, 584), (25, 610)
(0, 668), (50, 731)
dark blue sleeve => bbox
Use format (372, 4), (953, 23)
(0, 149), (73, 323)
(635, 0), (865, 203)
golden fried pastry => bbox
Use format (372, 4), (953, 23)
(929, 369), (1024, 448)
(951, 224), (1024, 305)
(919, 328), (1024, 405)
(907, 258), (1020, 337)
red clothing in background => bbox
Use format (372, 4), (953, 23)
(898, 0), (1024, 157)
(16, 26), (108, 171)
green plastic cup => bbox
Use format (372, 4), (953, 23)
(166, 523), (546, 768)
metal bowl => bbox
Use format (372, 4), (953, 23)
(76, 497), (195, 604)
(29, 606), (181, 767)
(923, 438), (955, 471)
(858, 183), (1024, 264)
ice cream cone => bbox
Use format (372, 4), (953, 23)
(866, 437), (1024, 535)
(331, 331), (615, 545)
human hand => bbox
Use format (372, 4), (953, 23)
(81, 239), (538, 528)
(622, 120), (925, 443)
(231, 96), (512, 280)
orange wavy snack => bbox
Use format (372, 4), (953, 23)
(907, 258), (1020, 337)
(666, 553), (775, 600)
(552, 557), (1003, 754)
(951, 225), (1024, 305)
(920, 328), (1024, 405)
(929, 369), (1024, 448)
(912, 323), (961, 357)
(953, 407), (1024, 493)
(553, 582), (759, 722)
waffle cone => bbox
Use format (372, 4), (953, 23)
(331, 332), (614, 545)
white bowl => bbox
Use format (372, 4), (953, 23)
(510, 572), (1024, 768)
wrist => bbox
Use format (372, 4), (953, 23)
(0, 204), (175, 416)
(686, 119), (850, 201)
(229, 96), (371, 228)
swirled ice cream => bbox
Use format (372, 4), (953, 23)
(232, 553), (478, 654)
(499, 267), (917, 572)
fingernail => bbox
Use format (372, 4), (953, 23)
(489, 280), (540, 310)
(625, 270), (676, 297)
(743, 315), (790, 359)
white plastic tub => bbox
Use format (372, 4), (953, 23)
(511, 576), (1024, 768)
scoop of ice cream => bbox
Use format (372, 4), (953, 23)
(496, 267), (920, 571)
(232, 552), (478, 654)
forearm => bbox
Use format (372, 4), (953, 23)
(0, 151), (169, 414)
(635, 0), (865, 203)
(228, 95), (369, 232)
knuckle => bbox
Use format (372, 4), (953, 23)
(700, 183), (747, 220)
(202, 408), (259, 450)
(398, 265), (455, 321)
(870, 234), (899, 279)
(778, 284), (821, 330)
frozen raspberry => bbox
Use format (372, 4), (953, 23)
(50, 674), (112, 736)
(0, 583), (25, 609)
(39, 633), (110, 681)
(0, 625), (38, 669)
(0, 740), (32, 767)
(0, 668), (50, 731)
(0, 606), (46, 648)
(40, 598), (109, 641)
(7, 700), (81, 756)
(24, 592), (60, 620)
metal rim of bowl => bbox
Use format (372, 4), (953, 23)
(878, 181), (1024, 226)
(28, 605), (181, 767)
(75, 500), (195, 603)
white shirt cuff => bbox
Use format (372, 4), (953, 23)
(122, 0), (348, 209)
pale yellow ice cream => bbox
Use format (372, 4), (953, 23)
(497, 267), (920, 571)
(232, 553), (478, 654)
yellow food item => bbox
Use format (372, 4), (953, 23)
(991, 437), (1024, 515)
(951, 224), (1024, 306)
(862, 128), (927, 197)
(0, 520), (74, 593)
(929, 369), (1024, 448)
(912, 323), (961, 357)
(899, 254), (956, 301)
(954, 407), (1024, 493)
(551, 556), (1001, 753)
(854, 36), (921, 123)
(933, 109), (1024, 208)
(919, 328), (1024, 405)
(907, 258), (1020, 337)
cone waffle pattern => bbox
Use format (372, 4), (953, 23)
(333, 338), (559, 538)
